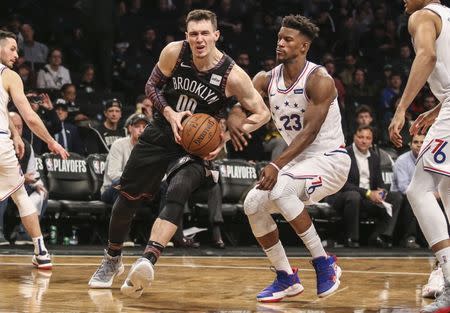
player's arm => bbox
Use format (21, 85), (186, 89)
(225, 66), (271, 138)
(3, 69), (68, 159)
(144, 41), (192, 142)
(257, 67), (336, 191)
(389, 10), (440, 147)
(8, 114), (24, 159)
(226, 70), (271, 151)
(398, 10), (439, 111)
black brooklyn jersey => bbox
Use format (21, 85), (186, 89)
(154, 41), (236, 135)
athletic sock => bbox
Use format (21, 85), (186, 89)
(436, 247), (450, 285)
(32, 235), (47, 255)
(263, 240), (293, 274)
(107, 241), (123, 257)
(298, 224), (327, 259)
(143, 240), (164, 265)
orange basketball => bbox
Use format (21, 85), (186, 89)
(180, 113), (221, 158)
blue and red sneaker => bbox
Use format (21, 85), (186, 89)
(256, 267), (304, 303)
(312, 254), (342, 297)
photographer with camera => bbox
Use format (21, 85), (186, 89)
(22, 93), (61, 154)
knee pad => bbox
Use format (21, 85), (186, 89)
(11, 186), (37, 217)
(247, 210), (277, 238)
(244, 188), (277, 237)
(269, 176), (305, 222)
(159, 201), (184, 225)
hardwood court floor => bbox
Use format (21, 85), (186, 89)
(0, 255), (438, 312)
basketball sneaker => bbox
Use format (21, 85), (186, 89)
(32, 252), (52, 270)
(423, 263), (445, 299)
(88, 250), (124, 288)
(120, 257), (154, 298)
(421, 284), (450, 313)
(312, 255), (341, 297)
(256, 267), (304, 303)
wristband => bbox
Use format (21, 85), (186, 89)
(269, 162), (280, 171)
(365, 189), (372, 199)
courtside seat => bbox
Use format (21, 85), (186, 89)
(35, 155), (62, 214)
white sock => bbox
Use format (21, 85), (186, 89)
(32, 235), (47, 255)
(298, 224), (327, 259)
(263, 241), (293, 274)
(436, 247), (450, 285)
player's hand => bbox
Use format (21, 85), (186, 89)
(257, 164), (278, 191)
(12, 134), (25, 159)
(164, 107), (192, 143)
(226, 107), (253, 151)
(410, 108), (438, 136)
(204, 134), (225, 161)
(48, 140), (69, 160)
(388, 110), (406, 148)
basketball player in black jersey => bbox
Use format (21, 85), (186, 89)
(89, 9), (270, 297)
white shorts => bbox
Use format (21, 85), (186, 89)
(251, 147), (351, 215)
(417, 120), (450, 177)
(0, 137), (24, 201)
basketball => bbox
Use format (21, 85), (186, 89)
(180, 113), (221, 158)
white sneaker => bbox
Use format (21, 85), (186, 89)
(88, 250), (124, 288)
(32, 252), (52, 270)
(422, 265), (445, 299)
(120, 258), (154, 298)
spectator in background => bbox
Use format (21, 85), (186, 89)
(236, 51), (253, 76)
(261, 56), (276, 72)
(77, 64), (96, 93)
(392, 43), (413, 78)
(56, 83), (88, 123)
(101, 113), (149, 205)
(6, 112), (48, 245)
(339, 51), (358, 87)
(54, 101), (84, 155)
(324, 60), (346, 110)
(327, 126), (402, 248)
(94, 99), (125, 149)
(17, 62), (36, 92)
(379, 72), (403, 129)
(348, 105), (380, 146)
(6, 14), (24, 48)
(20, 23), (48, 70)
(391, 134), (425, 249)
(135, 95), (153, 121)
(36, 48), (71, 90)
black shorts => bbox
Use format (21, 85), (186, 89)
(118, 122), (186, 200)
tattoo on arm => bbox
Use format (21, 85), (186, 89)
(145, 65), (170, 113)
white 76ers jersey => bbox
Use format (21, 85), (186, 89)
(0, 64), (10, 136)
(267, 61), (345, 162)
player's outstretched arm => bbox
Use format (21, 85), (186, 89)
(389, 10), (439, 147)
(4, 69), (69, 159)
(257, 68), (335, 191)
(145, 41), (192, 143)
(226, 66), (271, 138)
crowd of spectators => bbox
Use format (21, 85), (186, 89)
(1, 0), (450, 248)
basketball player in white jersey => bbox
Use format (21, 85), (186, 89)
(0, 30), (68, 269)
(239, 15), (350, 302)
(389, 1), (450, 312)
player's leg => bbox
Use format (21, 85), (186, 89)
(244, 188), (303, 302)
(272, 153), (350, 297)
(89, 137), (169, 288)
(11, 186), (51, 269)
(407, 158), (450, 312)
(121, 162), (206, 298)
